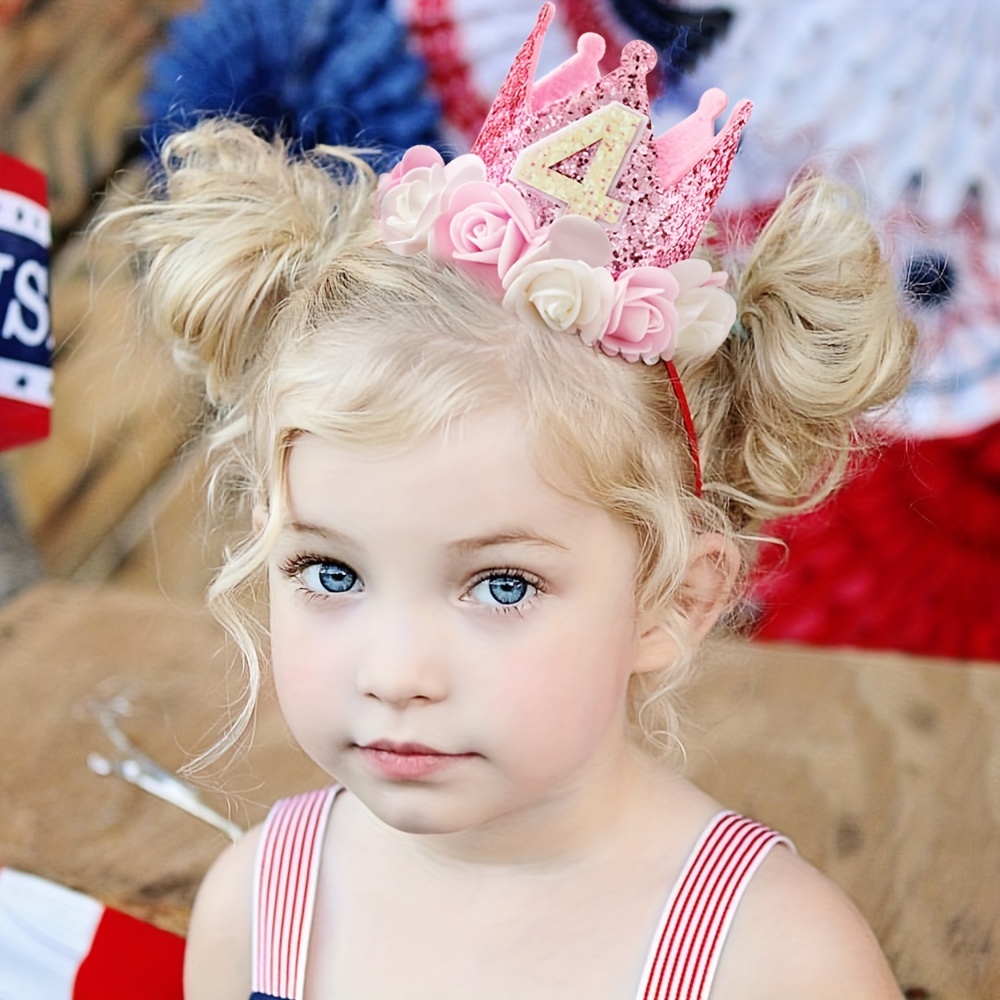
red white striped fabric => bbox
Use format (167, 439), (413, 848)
(638, 811), (790, 1000)
(252, 786), (339, 1000)
(0, 867), (184, 1000)
(251, 792), (787, 1000)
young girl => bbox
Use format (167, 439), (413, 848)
(111, 7), (912, 997)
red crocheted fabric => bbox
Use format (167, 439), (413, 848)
(750, 421), (1000, 662)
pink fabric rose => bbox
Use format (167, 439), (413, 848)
(506, 214), (615, 277)
(667, 258), (737, 364)
(535, 215), (613, 269)
(428, 182), (536, 292)
(596, 267), (680, 363)
(502, 256), (615, 341)
(377, 152), (486, 255)
(377, 145), (444, 197)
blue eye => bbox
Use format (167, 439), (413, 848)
(489, 576), (529, 605)
(301, 561), (360, 594)
(470, 573), (537, 608)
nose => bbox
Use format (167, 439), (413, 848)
(354, 605), (449, 706)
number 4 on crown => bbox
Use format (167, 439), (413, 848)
(512, 103), (648, 227)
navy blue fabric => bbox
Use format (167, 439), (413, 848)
(608, 1), (733, 88)
(0, 219), (49, 376)
(143, 0), (442, 168)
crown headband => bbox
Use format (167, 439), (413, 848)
(375, 3), (752, 495)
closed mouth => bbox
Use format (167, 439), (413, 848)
(355, 741), (477, 780)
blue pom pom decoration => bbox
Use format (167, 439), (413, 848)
(144, 0), (443, 166)
(903, 253), (958, 309)
(608, 1), (732, 88)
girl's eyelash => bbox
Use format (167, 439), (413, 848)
(467, 567), (546, 616)
(279, 552), (361, 602)
(469, 567), (544, 589)
(279, 552), (330, 578)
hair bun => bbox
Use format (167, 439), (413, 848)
(104, 120), (376, 405)
(690, 177), (916, 520)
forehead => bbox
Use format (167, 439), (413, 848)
(281, 412), (633, 553)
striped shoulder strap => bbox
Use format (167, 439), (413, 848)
(637, 811), (791, 1000)
(251, 786), (341, 1000)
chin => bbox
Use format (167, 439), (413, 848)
(359, 785), (486, 836)
(386, 813), (462, 835)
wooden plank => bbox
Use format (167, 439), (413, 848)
(0, 0), (196, 239)
(2, 170), (203, 575)
(104, 444), (241, 600)
(0, 0), (206, 576)
(684, 640), (1000, 1000)
(0, 580), (996, 995)
(0, 582), (325, 933)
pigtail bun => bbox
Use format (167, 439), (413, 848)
(107, 120), (377, 405)
(692, 177), (916, 524)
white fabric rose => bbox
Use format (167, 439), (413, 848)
(378, 153), (487, 255)
(667, 258), (737, 365)
(502, 256), (615, 341)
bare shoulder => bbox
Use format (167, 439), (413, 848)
(183, 825), (263, 1000)
(711, 844), (903, 1000)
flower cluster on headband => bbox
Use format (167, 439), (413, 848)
(376, 146), (737, 366)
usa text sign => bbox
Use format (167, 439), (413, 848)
(0, 152), (51, 451)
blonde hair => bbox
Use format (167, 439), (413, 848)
(103, 119), (914, 763)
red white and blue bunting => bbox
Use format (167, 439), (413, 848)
(0, 153), (51, 451)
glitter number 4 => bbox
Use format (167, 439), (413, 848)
(512, 102), (647, 227)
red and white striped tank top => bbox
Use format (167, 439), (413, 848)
(250, 787), (790, 1000)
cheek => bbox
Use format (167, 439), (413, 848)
(269, 593), (301, 676)
(268, 608), (357, 770)
(491, 620), (637, 727)
(269, 600), (347, 706)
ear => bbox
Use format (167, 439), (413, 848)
(633, 533), (741, 674)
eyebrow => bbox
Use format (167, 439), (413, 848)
(448, 531), (569, 554)
(287, 522), (567, 553)
(288, 521), (352, 543)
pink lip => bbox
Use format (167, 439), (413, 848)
(356, 741), (474, 781)
(364, 740), (446, 755)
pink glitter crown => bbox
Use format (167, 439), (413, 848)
(374, 4), (753, 496)
(471, 2), (752, 277)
